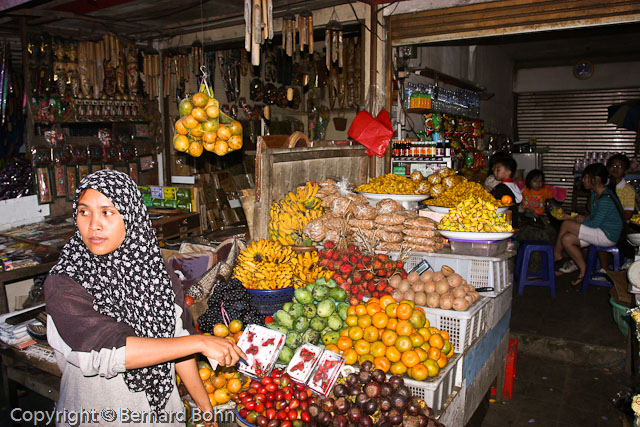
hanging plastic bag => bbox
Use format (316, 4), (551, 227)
(347, 109), (393, 157)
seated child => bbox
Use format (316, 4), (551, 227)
(521, 169), (554, 217)
(491, 154), (522, 206)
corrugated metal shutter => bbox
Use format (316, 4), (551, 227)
(516, 88), (640, 209)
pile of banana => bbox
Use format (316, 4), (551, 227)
(269, 182), (323, 245)
(233, 240), (295, 289)
(438, 198), (513, 232)
(291, 250), (332, 289)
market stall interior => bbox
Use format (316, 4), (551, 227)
(1, 0), (640, 426)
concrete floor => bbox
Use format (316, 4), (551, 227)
(0, 271), (637, 426)
(473, 270), (636, 427)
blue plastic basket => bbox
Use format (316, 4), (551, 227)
(247, 287), (295, 317)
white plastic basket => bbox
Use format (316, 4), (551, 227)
(404, 352), (464, 416)
(389, 249), (515, 297)
(419, 297), (488, 353)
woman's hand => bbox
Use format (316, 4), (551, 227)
(199, 335), (247, 367)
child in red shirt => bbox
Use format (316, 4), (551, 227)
(521, 169), (554, 216)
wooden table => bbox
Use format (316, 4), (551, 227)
(0, 344), (60, 410)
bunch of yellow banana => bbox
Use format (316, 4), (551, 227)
(268, 182), (323, 245)
(233, 240), (295, 289)
(290, 250), (333, 289)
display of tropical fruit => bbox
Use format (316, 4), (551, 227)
(233, 239), (295, 289)
(389, 266), (481, 311)
(173, 89), (243, 157)
(336, 296), (454, 380)
(269, 182), (323, 246)
(318, 241), (404, 300)
(424, 179), (506, 207)
(438, 197), (513, 232)
(184, 359), (249, 408)
(291, 250), (333, 289)
(265, 278), (350, 363)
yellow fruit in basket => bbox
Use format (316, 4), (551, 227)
(173, 134), (189, 152)
(188, 141), (204, 157)
(229, 120), (243, 135)
(206, 105), (220, 119)
(182, 114), (198, 129)
(190, 123), (204, 138)
(228, 135), (243, 151)
(214, 388), (231, 405)
(192, 92), (210, 108)
(213, 324), (229, 338)
(229, 320), (243, 334)
(227, 378), (242, 394)
(211, 374), (226, 389)
(175, 119), (188, 135)
(192, 107), (207, 122)
(217, 124), (232, 141)
(208, 393), (217, 406)
(203, 136), (216, 152)
(203, 118), (219, 133)
(179, 98), (193, 116)
(214, 139), (229, 156)
(199, 367), (211, 381)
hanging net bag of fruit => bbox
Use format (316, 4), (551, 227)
(173, 65), (243, 157)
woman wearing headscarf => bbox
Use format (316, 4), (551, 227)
(45, 170), (245, 426)
(553, 163), (624, 286)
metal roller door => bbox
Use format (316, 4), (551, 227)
(515, 88), (640, 206)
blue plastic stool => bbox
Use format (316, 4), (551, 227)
(516, 241), (556, 297)
(581, 245), (621, 293)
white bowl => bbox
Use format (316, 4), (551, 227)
(438, 230), (514, 241)
(627, 233), (640, 246)
(357, 192), (429, 210)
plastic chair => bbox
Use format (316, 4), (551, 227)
(581, 245), (621, 292)
(516, 241), (556, 297)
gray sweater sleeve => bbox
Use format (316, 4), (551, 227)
(45, 274), (192, 378)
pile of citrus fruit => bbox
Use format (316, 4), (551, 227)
(173, 90), (243, 157)
(180, 319), (250, 407)
(325, 296), (454, 381)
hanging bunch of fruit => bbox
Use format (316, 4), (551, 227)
(269, 182), (324, 246)
(233, 239), (296, 289)
(173, 69), (243, 157)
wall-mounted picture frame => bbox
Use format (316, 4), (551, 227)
(139, 154), (156, 172)
(103, 163), (115, 170)
(53, 165), (66, 198)
(66, 165), (78, 201)
(35, 166), (53, 204)
(78, 164), (90, 182)
(134, 123), (150, 138)
(90, 163), (102, 174)
(128, 162), (139, 183)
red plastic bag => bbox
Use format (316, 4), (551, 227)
(348, 109), (393, 157)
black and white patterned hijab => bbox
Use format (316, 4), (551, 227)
(50, 169), (176, 412)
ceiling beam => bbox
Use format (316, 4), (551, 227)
(6, 8), (141, 28)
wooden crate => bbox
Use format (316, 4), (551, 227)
(253, 140), (371, 240)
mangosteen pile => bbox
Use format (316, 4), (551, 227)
(307, 360), (445, 427)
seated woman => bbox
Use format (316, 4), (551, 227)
(554, 163), (623, 286)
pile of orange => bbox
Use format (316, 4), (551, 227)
(325, 295), (454, 381)
(173, 91), (243, 157)
(179, 319), (249, 407)
(187, 361), (250, 407)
